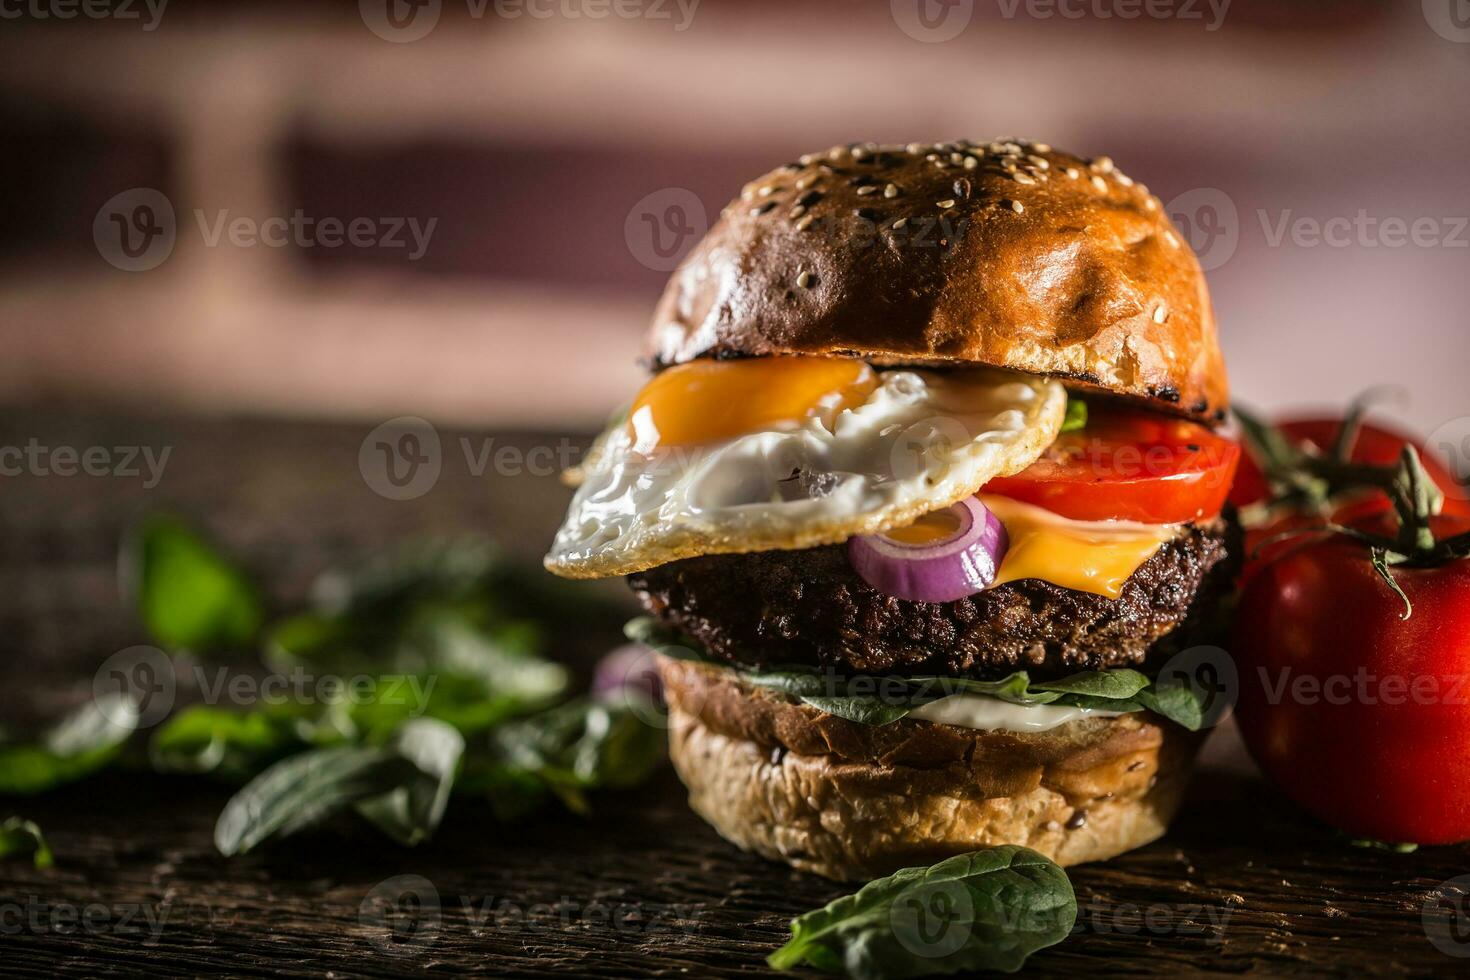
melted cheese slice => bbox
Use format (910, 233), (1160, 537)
(979, 495), (1184, 600)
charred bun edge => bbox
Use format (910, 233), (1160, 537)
(646, 139), (1229, 427)
(659, 657), (1204, 881)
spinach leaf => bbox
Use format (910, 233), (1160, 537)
(267, 566), (567, 737)
(0, 817), (54, 869)
(1134, 681), (1209, 732)
(0, 694), (140, 795)
(128, 515), (263, 653)
(797, 696), (912, 726)
(355, 719), (465, 846)
(465, 697), (664, 817)
(214, 745), (422, 856)
(149, 704), (315, 781)
(1060, 398), (1089, 433)
(768, 846), (1076, 978)
(1032, 669), (1150, 700)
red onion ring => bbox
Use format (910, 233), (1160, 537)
(847, 496), (1008, 603)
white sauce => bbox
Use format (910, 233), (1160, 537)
(907, 694), (1132, 733)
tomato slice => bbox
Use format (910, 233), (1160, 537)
(984, 405), (1241, 524)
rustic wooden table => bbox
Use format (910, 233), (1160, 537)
(1, 409), (1466, 977)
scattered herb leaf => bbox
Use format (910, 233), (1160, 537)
(768, 846), (1076, 978)
(0, 817), (54, 869)
(128, 515), (263, 653)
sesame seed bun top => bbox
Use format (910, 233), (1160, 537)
(645, 139), (1229, 426)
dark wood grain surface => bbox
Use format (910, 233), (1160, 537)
(1, 409), (1467, 978)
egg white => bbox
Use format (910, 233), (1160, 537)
(544, 367), (1068, 579)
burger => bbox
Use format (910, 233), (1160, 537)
(546, 139), (1241, 881)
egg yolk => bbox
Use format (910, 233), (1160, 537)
(883, 508), (964, 546)
(627, 357), (878, 452)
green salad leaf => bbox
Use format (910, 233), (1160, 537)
(0, 817), (54, 869)
(0, 694), (140, 795)
(127, 514), (263, 654)
(626, 618), (1214, 731)
(1060, 398), (1089, 433)
(355, 719), (465, 846)
(768, 846), (1076, 978)
(466, 697), (665, 815)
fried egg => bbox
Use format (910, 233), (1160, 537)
(545, 357), (1068, 578)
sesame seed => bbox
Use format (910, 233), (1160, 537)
(950, 152), (965, 165)
(1144, 197), (1159, 211)
(799, 154), (815, 166)
(1116, 173), (1134, 187)
(795, 214), (816, 231)
(1013, 173), (1036, 186)
(856, 185), (878, 196)
(751, 201), (776, 216)
(828, 146), (846, 160)
(1065, 168), (1080, 179)
(925, 153), (940, 162)
(906, 142), (925, 155)
(1010, 200), (1025, 214)
(937, 199), (956, 209)
(759, 185), (777, 197)
(1091, 175), (1108, 193)
(1091, 156), (1115, 173)
(1153, 303), (1168, 323)
(963, 156), (978, 170)
(883, 183), (899, 198)
(795, 176), (815, 190)
(790, 205), (806, 219)
(1032, 142), (1052, 153)
(797, 270), (814, 288)
(1027, 155), (1050, 170)
(1164, 230), (1180, 248)
(851, 146), (869, 161)
(891, 217), (909, 229)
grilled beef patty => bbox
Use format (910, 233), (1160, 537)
(628, 515), (1237, 679)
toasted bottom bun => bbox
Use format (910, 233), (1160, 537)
(659, 657), (1205, 881)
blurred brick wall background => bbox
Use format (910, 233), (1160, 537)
(0, 0), (1466, 456)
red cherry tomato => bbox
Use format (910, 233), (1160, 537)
(1232, 513), (1470, 844)
(1231, 417), (1468, 574)
(984, 405), (1241, 524)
